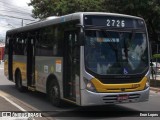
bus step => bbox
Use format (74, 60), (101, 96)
(28, 86), (36, 91)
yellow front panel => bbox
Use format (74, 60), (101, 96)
(92, 77), (147, 92)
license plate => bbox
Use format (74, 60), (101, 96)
(117, 95), (128, 101)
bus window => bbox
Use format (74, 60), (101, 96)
(36, 27), (57, 56)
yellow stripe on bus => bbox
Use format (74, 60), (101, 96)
(91, 77), (147, 93)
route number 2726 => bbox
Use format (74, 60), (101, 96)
(106, 19), (125, 27)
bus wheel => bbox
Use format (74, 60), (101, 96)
(15, 71), (25, 92)
(48, 80), (61, 107)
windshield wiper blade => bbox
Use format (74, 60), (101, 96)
(102, 30), (121, 63)
(124, 31), (135, 62)
(103, 30), (118, 51)
(124, 39), (128, 59)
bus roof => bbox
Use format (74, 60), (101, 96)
(6, 12), (144, 34)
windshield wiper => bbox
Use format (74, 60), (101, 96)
(124, 39), (128, 59)
(124, 31), (135, 62)
(102, 30), (121, 63)
(103, 30), (119, 51)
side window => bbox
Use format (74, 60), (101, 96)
(36, 26), (57, 56)
(5, 36), (10, 54)
(18, 36), (24, 55)
(22, 34), (27, 55)
(65, 30), (80, 64)
(13, 34), (26, 55)
(12, 36), (16, 55)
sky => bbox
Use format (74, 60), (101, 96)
(0, 0), (35, 42)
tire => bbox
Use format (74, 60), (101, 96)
(48, 80), (61, 107)
(15, 71), (26, 92)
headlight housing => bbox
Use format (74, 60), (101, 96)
(144, 77), (150, 89)
(84, 78), (97, 92)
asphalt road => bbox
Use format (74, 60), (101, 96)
(0, 62), (160, 120)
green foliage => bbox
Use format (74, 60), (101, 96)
(28, 0), (105, 19)
(152, 54), (160, 59)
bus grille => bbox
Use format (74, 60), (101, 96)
(102, 94), (140, 104)
(99, 77), (142, 84)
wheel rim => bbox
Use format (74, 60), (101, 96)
(18, 74), (22, 88)
(16, 73), (21, 88)
(17, 74), (20, 88)
(51, 85), (59, 100)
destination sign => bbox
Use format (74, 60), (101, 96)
(84, 15), (145, 29)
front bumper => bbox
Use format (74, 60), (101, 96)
(80, 87), (150, 106)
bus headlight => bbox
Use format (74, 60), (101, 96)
(145, 78), (150, 89)
(84, 78), (97, 92)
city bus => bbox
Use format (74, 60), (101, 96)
(4, 12), (150, 106)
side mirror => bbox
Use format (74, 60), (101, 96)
(78, 32), (85, 46)
(150, 62), (153, 66)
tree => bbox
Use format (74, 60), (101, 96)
(28, 0), (105, 19)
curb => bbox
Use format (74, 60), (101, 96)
(150, 87), (160, 92)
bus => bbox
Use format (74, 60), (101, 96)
(4, 12), (150, 106)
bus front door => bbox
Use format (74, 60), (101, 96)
(64, 30), (80, 102)
(8, 38), (13, 80)
(26, 38), (35, 87)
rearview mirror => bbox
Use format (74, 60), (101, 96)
(150, 62), (153, 66)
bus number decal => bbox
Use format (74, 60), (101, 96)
(106, 19), (125, 27)
(107, 19), (110, 26)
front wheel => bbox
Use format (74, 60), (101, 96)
(48, 80), (61, 107)
(15, 71), (26, 92)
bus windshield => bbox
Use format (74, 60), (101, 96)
(84, 30), (149, 75)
